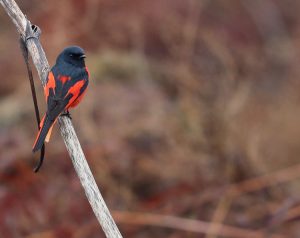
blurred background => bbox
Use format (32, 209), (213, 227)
(0, 0), (300, 237)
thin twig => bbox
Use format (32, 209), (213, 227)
(229, 163), (300, 196)
(205, 193), (234, 238)
(113, 211), (285, 238)
(0, 0), (122, 237)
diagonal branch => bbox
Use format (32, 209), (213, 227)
(0, 0), (122, 237)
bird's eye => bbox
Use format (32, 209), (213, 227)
(69, 53), (74, 57)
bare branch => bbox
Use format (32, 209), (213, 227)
(0, 0), (122, 237)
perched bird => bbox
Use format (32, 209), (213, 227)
(32, 46), (89, 153)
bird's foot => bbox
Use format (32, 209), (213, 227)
(61, 110), (72, 119)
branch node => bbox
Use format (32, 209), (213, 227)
(24, 20), (41, 42)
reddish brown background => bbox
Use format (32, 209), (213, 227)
(1, 0), (300, 237)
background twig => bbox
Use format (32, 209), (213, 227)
(113, 211), (285, 238)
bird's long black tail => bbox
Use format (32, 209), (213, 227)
(32, 115), (52, 153)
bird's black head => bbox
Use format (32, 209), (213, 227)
(57, 46), (86, 68)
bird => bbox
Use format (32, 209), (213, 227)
(32, 46), (89, 153)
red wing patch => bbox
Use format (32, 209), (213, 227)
(58, 75), (71, 84)
(44, 71), (56, 100)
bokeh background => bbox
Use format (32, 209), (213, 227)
(1, 0), (300, 237)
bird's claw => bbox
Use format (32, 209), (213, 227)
(61, 110), (72, 119)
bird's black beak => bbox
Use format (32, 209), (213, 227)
(79, 54), (86, 59)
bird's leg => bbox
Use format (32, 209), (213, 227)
(61, 110), (72, 119)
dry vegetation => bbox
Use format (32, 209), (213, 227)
(1, 0), (300, 237)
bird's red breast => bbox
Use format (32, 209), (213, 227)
(65, 79), (86, 109)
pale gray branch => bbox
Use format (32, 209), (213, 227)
(0, 0), (122, 237)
